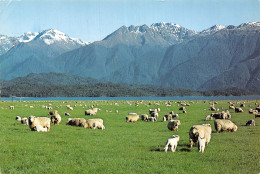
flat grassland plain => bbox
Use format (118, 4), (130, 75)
(0, 100), (259, 173)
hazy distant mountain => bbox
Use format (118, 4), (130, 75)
(54, 22), (196, 84)
(0, 22), (259, 94)
(159, 22), (260, 93)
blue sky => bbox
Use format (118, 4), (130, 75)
(0, 0), (260, 42)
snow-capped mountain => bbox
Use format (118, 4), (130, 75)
(35, 29), (87, 46)
(1, 22), (260, 93)
(200, 24), (226, 35)
(18, 32), (39, 43)
(102, 22), (196, 47)
(0, 29), (88, 56)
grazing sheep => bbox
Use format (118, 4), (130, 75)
(93, 121), (105, 130)
(198, 137), (206, 153)
(28, 116), (51, 132)
(229, 105), (235, 110)
(205, 115), (212, 121)
(85, 118), (104, 129)
(246, 119), (255, 126)
(141, 114), (149, 121)
(148, 117), (157, 122)
(85, 109), (96, 116)
(64, 112), (70, 116)
(164, 135), (180, 152)
(256, 106), (260, 112)
(126, 115), (139, 123)
(169, 111), (174, 115)
(255, 114), (260, 118)
(21, 117), (28, 125)
(167, 120), (181, 131)
(172, 114), (179, 119)
(9, 106), (15, 110)
(50, 113), (61, 125)
(179, 107), (185, 111)
(189, 124), (212, 148)
(214, 119), (237, 133)
(211, 111), (230, 119)
(48, 110), (58, 116)
(16, 116), (21, 121)
(235, 107), (244, 113)
(66, 118), (86, 127)
(183, 110), (187, 114)
(163, 114), (172, 122)
(151, 112), (159, 120)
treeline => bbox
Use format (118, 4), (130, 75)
(0, 83), (253, 97)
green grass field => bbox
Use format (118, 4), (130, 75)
(0, 100), (259, 174)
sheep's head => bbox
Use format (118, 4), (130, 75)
(28, 116), (35, 123)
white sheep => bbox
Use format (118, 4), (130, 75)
(189, 124), (212, 148)
(126, 115), (139, 123)
(93, 121), (105, 130)
(214, 119), (237, 133)
(28, 116), (51, 132)
(16, 116), (21, 121)
(164, 135), (180, 152)
(21, 117), (28, 125)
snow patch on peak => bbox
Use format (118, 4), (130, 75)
(18, 32), (39, 43)
(200, 24), (226, 35)
(238, 22), (260, 28)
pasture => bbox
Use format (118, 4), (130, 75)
(0, 100), (259, 173)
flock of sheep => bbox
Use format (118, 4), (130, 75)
(124, 101), (259, 153)
(10, 100), (259, 153)
(14, 104), (105, 132)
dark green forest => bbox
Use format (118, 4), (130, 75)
(0, 73), (254, 97)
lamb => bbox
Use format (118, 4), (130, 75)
(66, 118), (86, 127)
(189, 124), (212, 148)
(16, 116), (21, 121)
(246, 119), (255, 126)
(28, 116), (51, 132)
(21, 117), (28, 125)
(151, 112), (159, 120)
(148, 117), (157, 122)
(214, 119), (237, 133)
(126, 115), (139, 123)
(198, 137), (206, 153)
(51, 113), (61, 125)
(93, 121), (105, 130)
(164, 135), (180, 152)
(167, 120), (181, 131)
(34, 125), (48, 132)
(163, 114), (172, 122)
(141, 114), (149, 121)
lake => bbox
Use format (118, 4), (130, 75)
(1, 96), (260, 101)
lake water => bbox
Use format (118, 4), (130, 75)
(1, 96), (260, 101)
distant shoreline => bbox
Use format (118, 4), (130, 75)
(1, 96), (260, 101)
